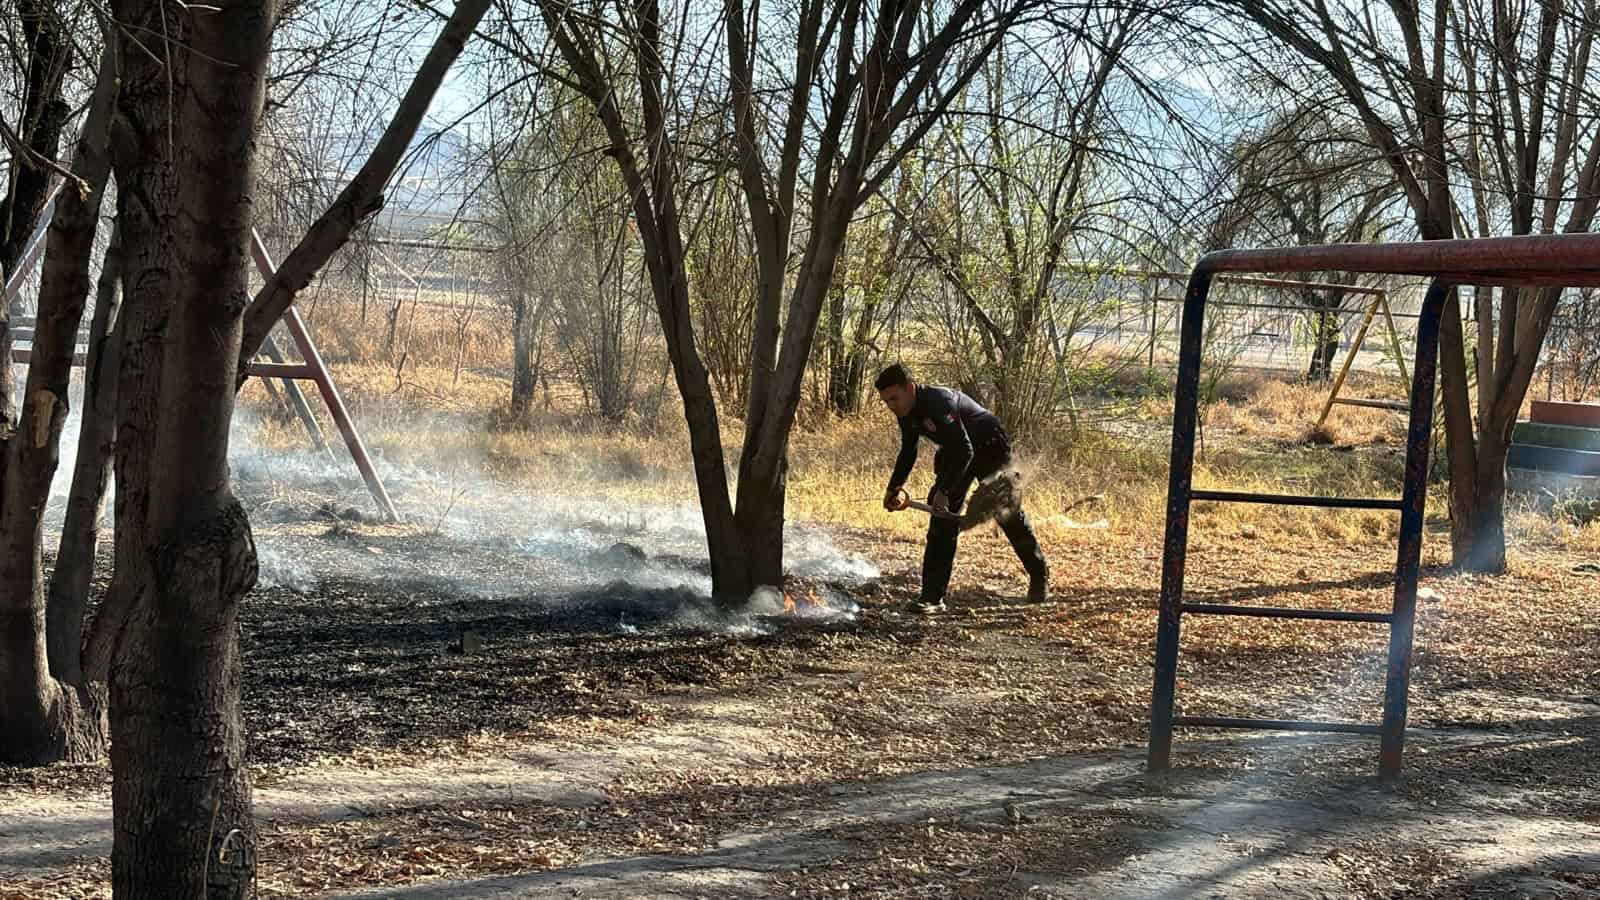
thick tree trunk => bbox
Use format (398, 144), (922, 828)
(92, 17), (183, 685)
(733, 458), (788, 589)
(48, 226), (122, 684)
(107, 1), (273, 894)
(1450, 430), (1509, 572)
(110, 504), (258, 897)
(0, 35), (114, 761)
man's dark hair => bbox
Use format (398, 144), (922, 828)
(874, 363), (912, 392)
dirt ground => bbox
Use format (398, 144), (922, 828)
(2, 477), (1598, 898)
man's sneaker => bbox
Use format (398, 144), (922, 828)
(1026, 571), (1050, 604)
(910, 599), (947, 616)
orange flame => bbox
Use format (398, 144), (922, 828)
(780, 587), (830, 614)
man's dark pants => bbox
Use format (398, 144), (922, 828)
(921, 439), (1047, 604)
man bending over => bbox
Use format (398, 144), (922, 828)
(876, 363), (1050, 614)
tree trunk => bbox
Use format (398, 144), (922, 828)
(107, 1), (274, 894)
(0, 33), (115, 763)
(733, 458), (788, 589)
(735, 216), (854, 588)
(91, 6), (184, 684)
(510, 294), (535, 420)
(824, 280), (851, 414)
(47, 226), (122, 684)
(110, 503), (258, 897)
(1450, 430), (1509, 572)
(1307, 308), (1339, 381)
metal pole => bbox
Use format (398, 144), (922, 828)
(261, 331), (330, 454)
(279, 306), (399, 522)
(1379, 279), (1448, 778)
(1316, 293), (1382, 429)
(1147, 277), (1158, 371)
(1378, 291), (1410, 387)
(1147, 267), (1213, 773)
(249, 230), (401, 522)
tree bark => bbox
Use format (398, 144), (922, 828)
(92, 2), (185, 684)
(106, 0), (275, 894)
(0, 33), (114, 763)
(510, 294), (536, 420)
(1306, 307), (1339, 381)
(47, 225), (122, 685)
(1451, 430), (1509, 571)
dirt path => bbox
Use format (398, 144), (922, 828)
(329, 732), (1598, 899)
(5, 502), (1597, 898)
(6, 688), (1595, 899)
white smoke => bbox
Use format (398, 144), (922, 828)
(227, 407), (871, 633)
(25, 379), (875, 633)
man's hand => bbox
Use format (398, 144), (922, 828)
(884, 487), (910, 512)
(930, 488), (950, 514)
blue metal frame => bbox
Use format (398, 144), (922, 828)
(1147, 272), (1451, 779)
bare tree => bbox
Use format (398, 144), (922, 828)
(0, 18), (110, 765)
(1224, 0), (1600, 571)
(524, 0), (1035, 596)
(1224, 105), (1404, 379)
(479, 98), (556, 421)
(904, 5), (1149, 434)
(820, 171), (916, 416)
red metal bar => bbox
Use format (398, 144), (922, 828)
(1198, 232), (1600, 286)
(249, 231), (400, 523)
(244, 361), (319, 380)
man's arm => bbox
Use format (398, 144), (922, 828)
(887, 418), (918, 493)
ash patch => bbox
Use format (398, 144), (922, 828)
(526, 581), (859, 637)
(240, 571), (879, 766)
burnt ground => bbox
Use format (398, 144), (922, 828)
(2, 488), (1598, 898)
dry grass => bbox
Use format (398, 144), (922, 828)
(292, 293), (511, 373)
(1201, 373), (1410, 446)
(239, 300), (1597, 556)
